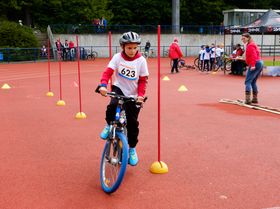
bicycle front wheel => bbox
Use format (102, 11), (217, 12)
(224, 60), (232, 72)
(194, 58), (203, 71)
(212, 62), (220, 72)
(100, 131), (128, 193)
(92, 51), (98, 58)
(194, 57), (199, 68)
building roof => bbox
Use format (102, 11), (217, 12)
(223, 8), (280, 14)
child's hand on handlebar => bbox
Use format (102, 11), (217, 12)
(135, 96), (147, 108)
(99, 87), (108, 96)
(136, 96), (145, 104)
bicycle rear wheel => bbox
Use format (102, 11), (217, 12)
(87, 54), (96, 61)
(100, 131), (128, 193)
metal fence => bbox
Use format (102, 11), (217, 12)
(0, 46), (170, 62)
(1, 45), (279, 63)
(0, 48), (53, 63)
(50, 24), (224, 35)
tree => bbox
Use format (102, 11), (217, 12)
(0, 0), (44, 26)
(1, 0), (280, 28)
(0, 21), (38, 47)
(0, 0), (112, 28)
(108, 0), (171, 25)
(180, 0), (227, 25)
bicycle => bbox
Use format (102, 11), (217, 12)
(142, 49), (156, 58)
(170, 58), (195, 70)
(95, 88), (147, 193)
(86, 49), (98, 60)
(163, 49), (169, 57)
(194, 56), (232, 73)
(211, 56), (232, 73)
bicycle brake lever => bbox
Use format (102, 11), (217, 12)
(143, 96), (148, 102)
(95, 85), (101, 93)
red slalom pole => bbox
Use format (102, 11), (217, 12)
(75, 35), (87, 119)
(46, 38), (54, 97)
(157, 25), (161, 162)
(56, 38), (65, 106)
(149, 25), (168, 174)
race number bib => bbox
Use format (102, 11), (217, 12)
(118, 64), (137, 80)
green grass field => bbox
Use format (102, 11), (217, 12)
(264, 60), (280, 66)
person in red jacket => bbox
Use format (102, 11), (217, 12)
(69, 40), (75, 61)
(241, 33), (263, 104)
(169, 37), (183, 73)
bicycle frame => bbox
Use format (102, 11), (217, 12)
(98, 91), (134, 193)
(96, 86), (147, 193)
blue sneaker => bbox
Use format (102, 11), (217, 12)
(128, 148), (138, 166)
(100, 125), (110, 140)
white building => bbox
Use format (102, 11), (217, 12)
(223, 9), (280, 26)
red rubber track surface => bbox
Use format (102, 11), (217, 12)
(0, 58), (280, 209)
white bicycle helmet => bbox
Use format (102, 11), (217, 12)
(119, 31), (141, 45)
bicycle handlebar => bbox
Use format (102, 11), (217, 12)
(95, 85), (147, 105)
(106, 92), (136, 102)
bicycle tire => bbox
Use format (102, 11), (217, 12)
(212, 62), (220, 72)
(142, 51), (148, 58)
(194, 57), (199, 68)
(163, 50), (169, 57)
(100, 131), (128, 193)
(224, 60), (232, 72)
(92, 51), (98, 58)
(87, 54), (96, 61)
(194, 58), (204, 71)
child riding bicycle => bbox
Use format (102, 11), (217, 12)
(97, 31), (149, 166)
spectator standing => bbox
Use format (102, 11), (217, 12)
(63, 40), (69, 60)
(169, 37), (183, 73)
(92, 18), (100, 33)
(40, 45), (47, 57)
(210, 43), (216, 71)
(198, 45), (205, 70)
(203, 45), (211, 71)
(215, 45), (223, 67)
(241, 33), (263, 104)
(55, 39), (63, 60)
(144, 40), (151, 57)
(100, 16), (107, 32)
(69, 40), (75, 61)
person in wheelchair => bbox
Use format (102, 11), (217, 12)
(230, 44), (245, 75)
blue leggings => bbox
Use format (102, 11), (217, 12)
(245, 60), (263, 92)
